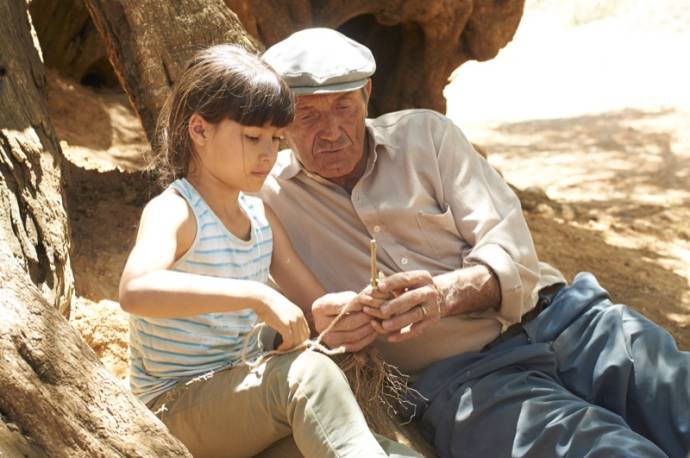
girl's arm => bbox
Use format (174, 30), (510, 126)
(265, 204), (327, 328)
(119, 192), (309, 349)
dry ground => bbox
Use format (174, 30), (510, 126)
(446, 0), (690, 348)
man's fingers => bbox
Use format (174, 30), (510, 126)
(322, 321), (376, 349)
(330, 311), (373, 332)
(380, 287), (428, 317)
(358, 294), (387, 309)
(344, 330), (378, 352)
(314, 301), (348, 316)
(312, 291), (361, 316)
(363, 305), (387, 319)
(380, 306), (422, 333)
(377, 270), (432, 294)
(333, 321), (377, 343)
(370, 319), (387, 334)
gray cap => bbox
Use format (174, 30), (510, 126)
(263, 28), (376, 95)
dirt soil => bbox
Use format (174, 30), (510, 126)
(53, 0), (689, 382)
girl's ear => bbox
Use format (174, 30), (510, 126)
(188, 113), (208, 147)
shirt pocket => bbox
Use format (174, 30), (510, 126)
(415, 205), (460, 258)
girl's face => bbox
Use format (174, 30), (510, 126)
(190, 115), (284, 193)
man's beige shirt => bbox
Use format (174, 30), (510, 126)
(261, 109), (564, 376)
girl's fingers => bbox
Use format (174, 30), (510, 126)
(277, 331), (294, 351)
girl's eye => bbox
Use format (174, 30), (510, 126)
(272, 136), (285, 142)
(244, 135), (260, 142)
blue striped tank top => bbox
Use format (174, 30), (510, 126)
(128, 178), (273, 404)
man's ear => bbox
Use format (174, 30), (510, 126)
(363, 79), (372, 117)
(188, 113), (208, 146)
(363, 79), (372, 102)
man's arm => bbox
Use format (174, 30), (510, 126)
(362, 114), (539, 341)
(436, 116), (540, 324)
(435, 264), (502, 316)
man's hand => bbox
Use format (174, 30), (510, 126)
(312, 291), (378, 352)
(359, 270), (443, 342)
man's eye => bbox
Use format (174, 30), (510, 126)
(299, 113), (316, 123)
(244, 135), (260, 142)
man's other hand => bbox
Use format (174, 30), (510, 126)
(312, 291), (378, 352)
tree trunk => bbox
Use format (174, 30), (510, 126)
(0, 0), (73, 317)
(224, 0), (526, 116)
(0, 259), (191, 457)
(28, 0), (116, 87)
(0, 1), (191, 456)
(83, 0), (261, 143)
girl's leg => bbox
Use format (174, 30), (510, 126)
(256, 432), (422, 458)
(152, 350), (418, 457)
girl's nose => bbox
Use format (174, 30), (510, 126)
(260, 139), (278, 160)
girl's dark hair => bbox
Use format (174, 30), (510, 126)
(152, 44), (294, 186)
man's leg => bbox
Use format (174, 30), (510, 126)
(411, 339), (667, 458)
(525, 272), (690, 457)
(151, 350), (411, 457)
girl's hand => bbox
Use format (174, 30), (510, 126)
(256, 289), (310, 351)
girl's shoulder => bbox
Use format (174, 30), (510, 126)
(143, 188), (193, 222)
(139, 189), (197, 246)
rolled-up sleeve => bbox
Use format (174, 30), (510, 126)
(435, 117), (540, 324)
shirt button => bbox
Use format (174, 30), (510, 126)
(401, 257), (408, 265)
(373, 225), (381, 233)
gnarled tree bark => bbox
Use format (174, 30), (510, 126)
(0, 1), (190, 456)
(0, 0), (73, 317)
(224, 0), (526, 116)
(28, 0), (116, 87)
(31, 0), (525, 119)
(0, 259), (191, 457)
(83, 0), (261, 144)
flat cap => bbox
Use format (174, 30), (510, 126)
(263, 28), (376, 95)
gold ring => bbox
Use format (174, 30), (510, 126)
(420, 304), (428, 320)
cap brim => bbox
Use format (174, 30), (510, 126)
(290, 78), (368, 95)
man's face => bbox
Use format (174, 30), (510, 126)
(287, 83), (370, 180)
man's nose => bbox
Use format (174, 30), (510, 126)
(317, 115), (340, 141)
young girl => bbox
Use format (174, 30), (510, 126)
(119, 44), (417, 457)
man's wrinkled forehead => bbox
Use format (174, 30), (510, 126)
(294, 90), (360, 110)
(263, 28), (376, 96)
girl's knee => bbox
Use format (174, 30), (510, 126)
(288, 350), (345, 386)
